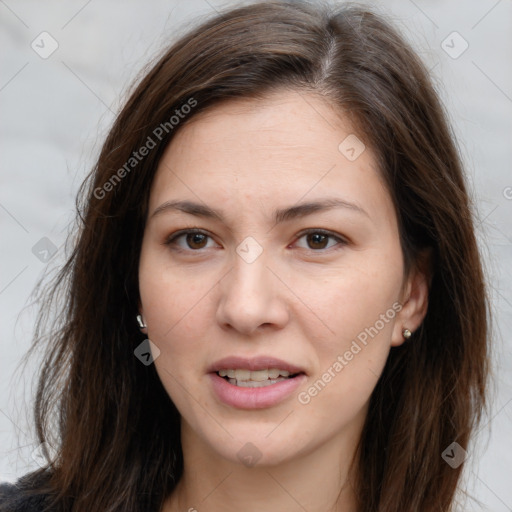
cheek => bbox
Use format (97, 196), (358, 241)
(292, 252), (402, 395)
(139, 246), (210, 331)
(294, 283), (396, 428)
(140, 266), (215, 413)
(298, 258), (402, 343)
(138, 251), (217, 375)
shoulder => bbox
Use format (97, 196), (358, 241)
(0, 471), (54, 512)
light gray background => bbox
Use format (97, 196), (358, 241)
(1, 0), (511, 510)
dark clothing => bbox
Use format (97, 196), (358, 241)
(0, 483), (47, 511)
(0, 472), (53, 512)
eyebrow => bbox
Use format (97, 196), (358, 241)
(151, 197), (369, 224)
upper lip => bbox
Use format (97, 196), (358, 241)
(208, 356), (306, 375)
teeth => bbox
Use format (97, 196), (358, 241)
(218, 368), (293, 381)
(235, 369), (251, 381)
(228, 377), (288, 387)
(246, 369), (268, 381)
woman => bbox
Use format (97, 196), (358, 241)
(0, 1), (489, 511)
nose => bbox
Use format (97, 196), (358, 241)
(215, 253), (290, 336)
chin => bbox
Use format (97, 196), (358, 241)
(203, 424), (311, 469)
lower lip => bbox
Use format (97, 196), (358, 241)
(208, 372), (307, 409)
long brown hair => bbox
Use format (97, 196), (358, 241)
(9, 1), (489, 511)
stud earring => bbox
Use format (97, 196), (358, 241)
(402, 328), (412, 340)
(136, 314), (147, 329)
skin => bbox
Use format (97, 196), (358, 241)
(138, 90), (430, 512)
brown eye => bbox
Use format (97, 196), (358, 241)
(294, 230), (346, 252)
(186, 233), (208, 249)
(164, 230), (217, 251)
(306, 233), (329, 250)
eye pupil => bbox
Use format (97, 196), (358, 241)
(187, 233), (207, 249)
(307, 233), (328, 249)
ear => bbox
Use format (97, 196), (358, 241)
(391, 248), (433, 346)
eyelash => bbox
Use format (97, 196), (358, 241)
(163, 228), (348, 254)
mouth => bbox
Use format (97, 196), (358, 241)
(215, 368), (304, 388)
(207, 355), (307, 409)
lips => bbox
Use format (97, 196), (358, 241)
(207, 355), (307, 375)
(207, 355), (307, 409)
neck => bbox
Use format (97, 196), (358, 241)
(162, 422), (360, 512)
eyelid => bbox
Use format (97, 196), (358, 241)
(294, 228), (347, 243)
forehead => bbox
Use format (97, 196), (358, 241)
(148, 90), (392, 223)
(162, 91), (357, 170)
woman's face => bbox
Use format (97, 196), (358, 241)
(139, 91), (424, 467)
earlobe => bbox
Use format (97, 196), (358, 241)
(391, 249), (432, 346)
